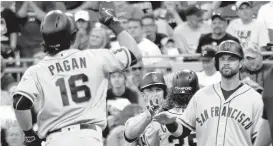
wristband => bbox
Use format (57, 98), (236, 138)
(166, 121), (178, 133)
(23, 129), (36, 136)
(109, 20), (125, 35)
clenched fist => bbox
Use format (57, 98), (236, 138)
(98, 1), (118, 26)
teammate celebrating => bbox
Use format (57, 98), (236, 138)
(152, 70), (200, 146)
(124, 72), (168, 145)
(154, 40), (263, 146)
(12, 2), (142, 146)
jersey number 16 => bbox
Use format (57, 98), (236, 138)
(55, 73), (91, 106)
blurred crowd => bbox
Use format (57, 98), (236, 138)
(1, 1), (273, 146)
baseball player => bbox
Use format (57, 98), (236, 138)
(254, 66), (273, 146)
(149, 70), (200, 146)
(12, 2), (142, 146)
(154, 40), (264, 146)
(124, 72), (168, 146)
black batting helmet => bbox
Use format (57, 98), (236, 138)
(41, 10), (77, 55)
(172, 70), (200, 95)
(170, 69), (200, 107)
(214, 40), (244, 70)
(139, 72), (167, 97)
(215, 40), (244, 59)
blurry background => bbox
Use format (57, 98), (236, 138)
(1, 1), (273, 146)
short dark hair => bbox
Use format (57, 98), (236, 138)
(128, 18), (143, 27)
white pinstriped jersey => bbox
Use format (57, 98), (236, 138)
(179, 82), (263, 146)
(131, 108), (196, 146)
(15, 48), (132, 139)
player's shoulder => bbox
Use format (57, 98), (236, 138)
(197, 83), (216, 95)
(242, 84), (262, 98)
(83, 48), (110, 54)
(23, 65), (40, 75)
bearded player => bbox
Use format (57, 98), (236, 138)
(154, 40), (263, 146)
(12, 2), (142, 146)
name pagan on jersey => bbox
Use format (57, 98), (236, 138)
(48, 57), (87, 75)
(196, 106), (253, 130)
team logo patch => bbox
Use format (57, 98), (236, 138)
(223, 42), (231, 50)
(174, 86), (192, 94)
(152, 74), (158, 82)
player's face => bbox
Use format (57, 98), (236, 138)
(89, 29), (104, 47)
(127, 21), (143, 40)
(218, 54), (242, 78)
(110, 72), (126, 88)
(211, 17), (226, 35)
(5, 126), (24, 146)
(142, 86), (164, 104)
(237, 4), (253, 21)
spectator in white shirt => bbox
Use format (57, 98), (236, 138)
(196, 47), (221, 87)
(127, 18), (162, 66)
(226, 1), (270, 49)
(257, 1), (273, 42)
(173, 5), (211, 54)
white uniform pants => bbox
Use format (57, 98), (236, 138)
(44, 125), (103, 146)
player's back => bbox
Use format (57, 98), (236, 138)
(159, 108), (197, 146)
(28, 48), (121, 138)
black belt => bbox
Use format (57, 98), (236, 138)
(47, 124), (96, 136)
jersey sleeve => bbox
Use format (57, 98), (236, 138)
(144, 122), (161, 146)
(178, 93), (198, 131)
(14, 67), (40, 104)
(96, 47), (132, 73)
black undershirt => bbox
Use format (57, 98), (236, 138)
(221, 83), (244, 100)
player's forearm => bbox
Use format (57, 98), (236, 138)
(14, 110), (33, 131)
(124, 111), (152, 140)
(253, 119), (272, 146)
(111, 22), (142, 63)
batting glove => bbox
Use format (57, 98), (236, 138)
(23, 129), (42, 146)
(98, 2), (118, 26)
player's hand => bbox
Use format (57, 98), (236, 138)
(153, 111), (177, 125)
(98, 1), (117, 26)
(147, 99), (161, 118)
(23, 129), (42, 146)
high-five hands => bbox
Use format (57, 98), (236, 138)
(153, 111), (177, 125)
